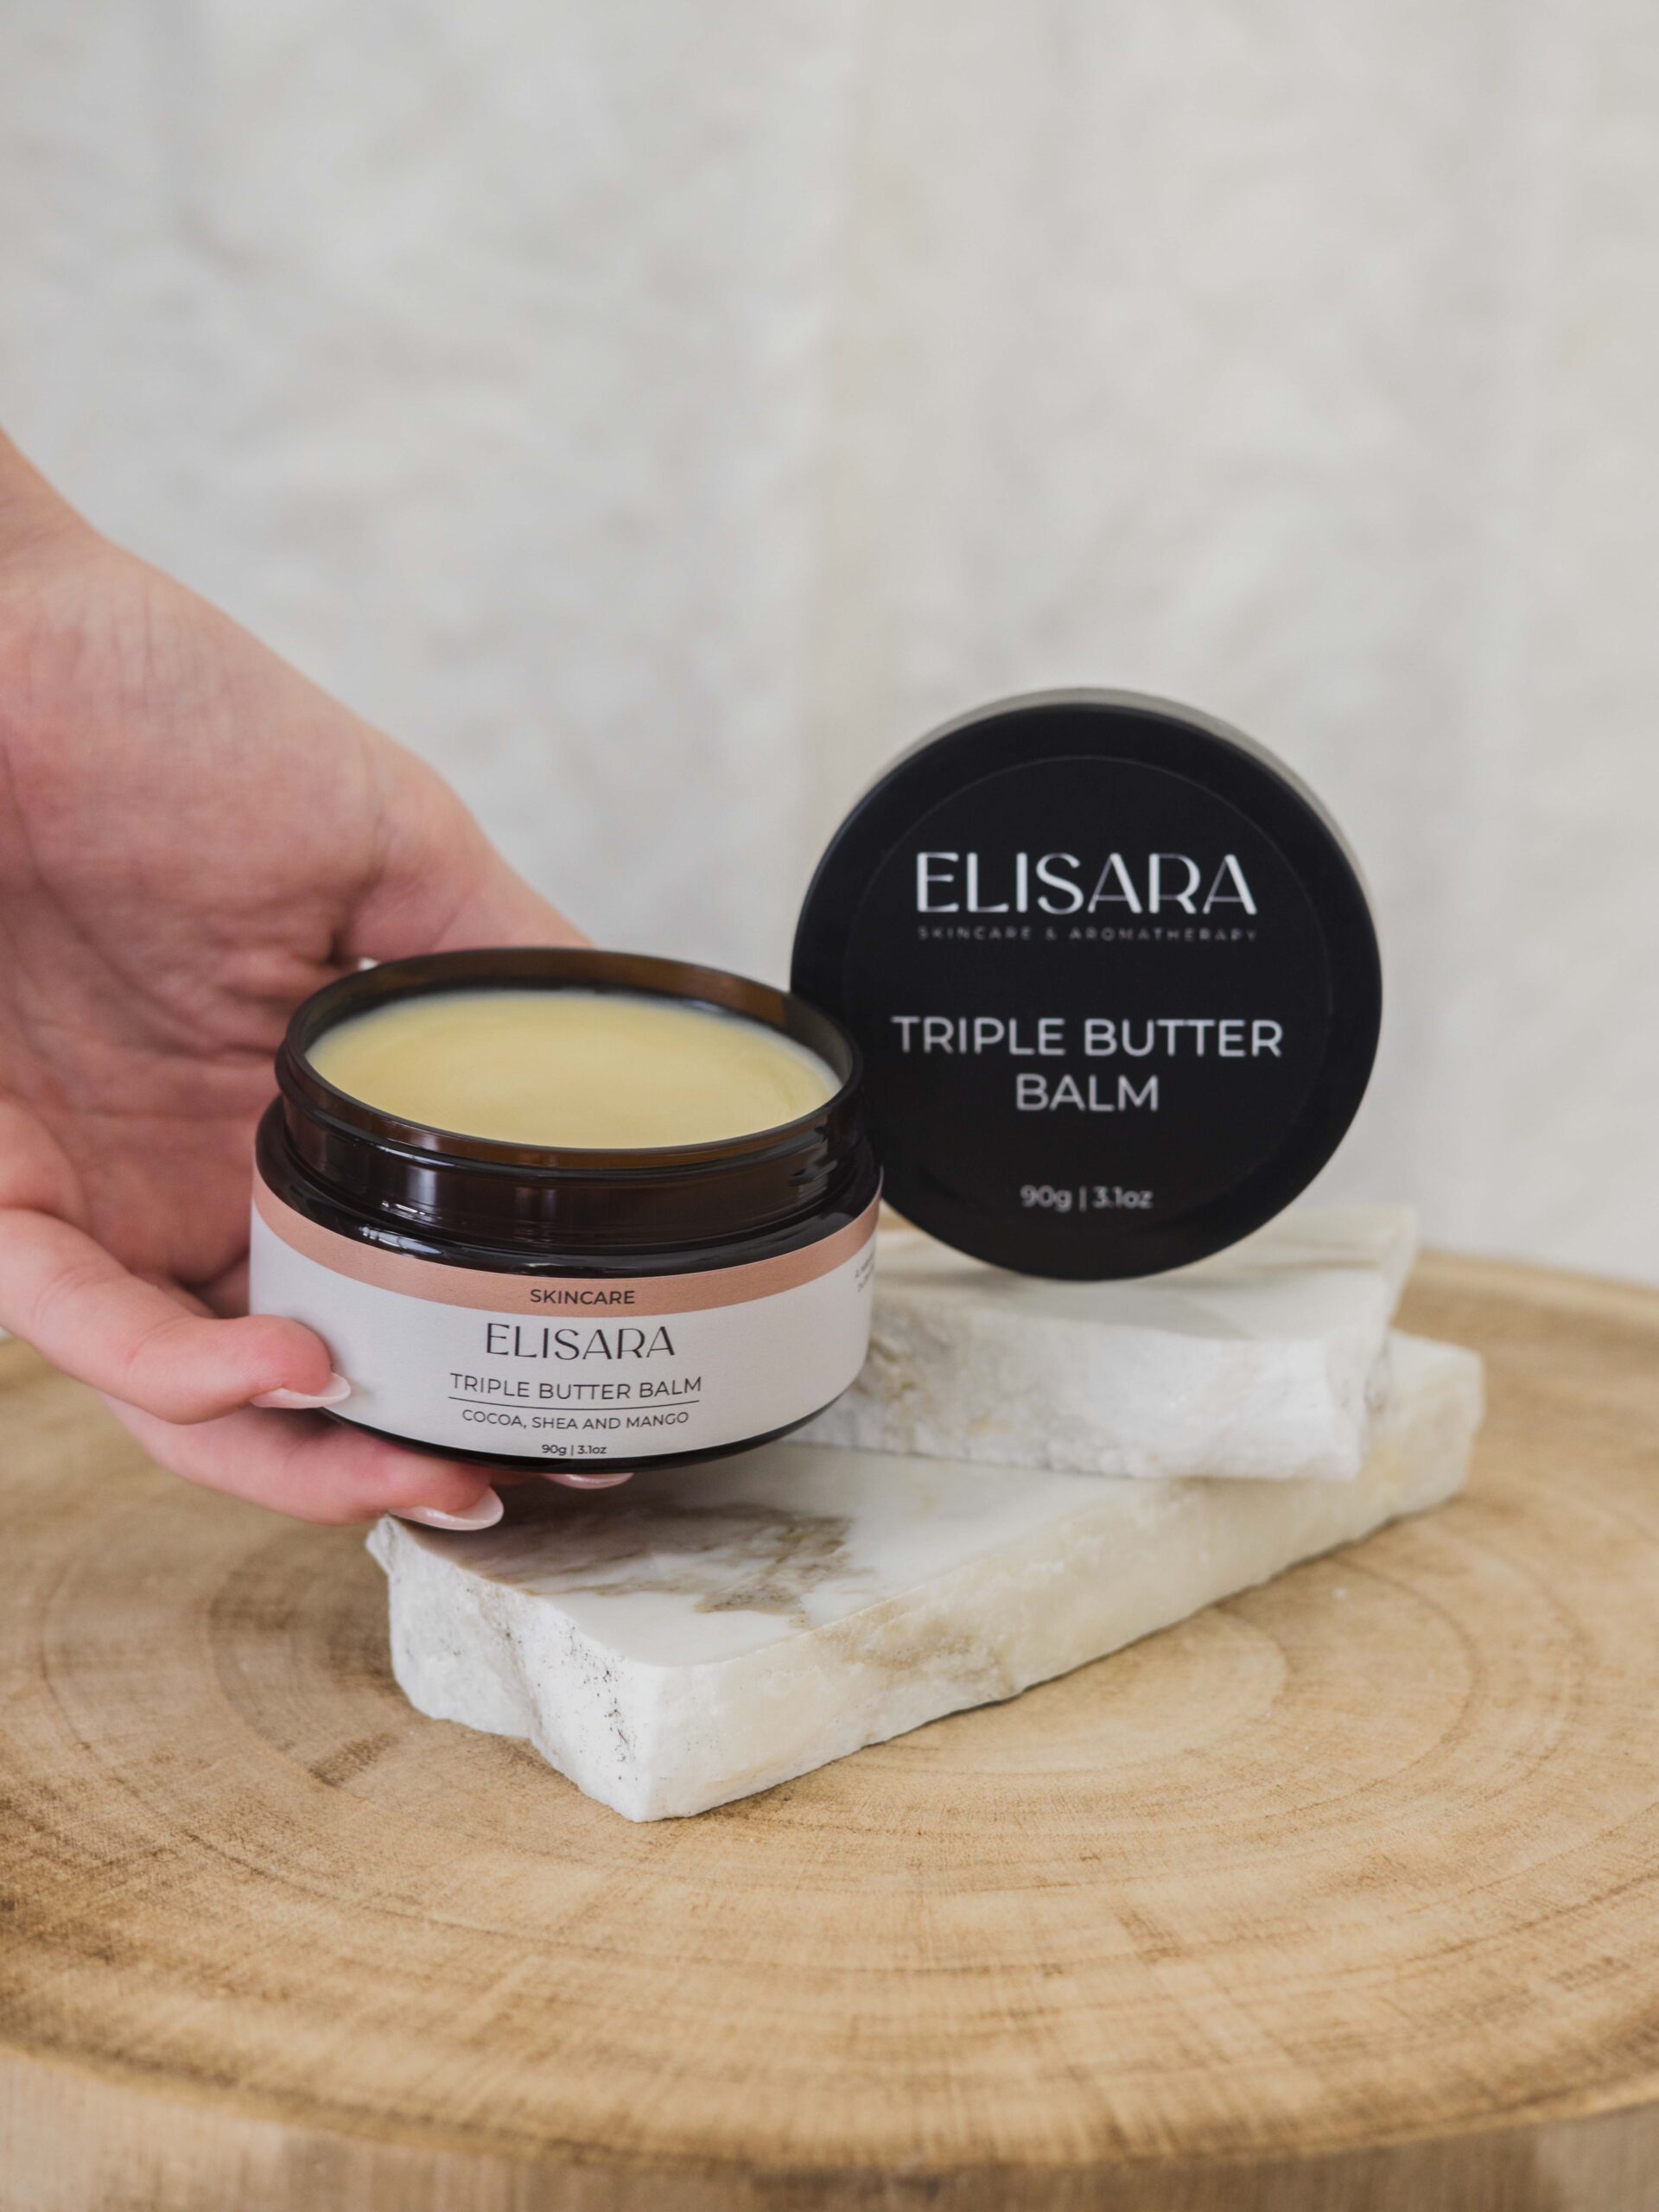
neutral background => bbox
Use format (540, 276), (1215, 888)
(3, 1), (1656, 1281)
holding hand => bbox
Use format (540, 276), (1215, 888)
(0, 429), (591, 1525)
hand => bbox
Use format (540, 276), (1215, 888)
(0, 429), (594, 1525)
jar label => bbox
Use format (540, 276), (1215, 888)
(248, 1180), (879, 1463)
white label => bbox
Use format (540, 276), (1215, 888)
(248, 1190), (876, 1462)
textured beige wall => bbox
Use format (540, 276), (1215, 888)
(3, 0), (1656, 1279)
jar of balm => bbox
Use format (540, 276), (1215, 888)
(250, 949), (879, 1474)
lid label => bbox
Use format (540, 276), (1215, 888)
(846, 758), (1330, 1230)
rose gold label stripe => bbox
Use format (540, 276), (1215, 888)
(252, 1179), (879, 1313)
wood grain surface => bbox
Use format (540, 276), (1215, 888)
(3, 1253), (1659, 2212)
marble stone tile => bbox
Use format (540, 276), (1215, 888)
(369, 1330), (1479, 1821)
(799, 1205), (1418, 1482)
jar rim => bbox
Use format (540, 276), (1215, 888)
(277, 946), (865, 1179)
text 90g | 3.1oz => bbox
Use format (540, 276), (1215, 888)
(1020, 1184), (1154, 1214)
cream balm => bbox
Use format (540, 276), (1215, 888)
(307, 988), (838, 1149)
(250, 951), (878, 1473)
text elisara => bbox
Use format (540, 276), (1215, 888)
(484, 1322), (677, 1361)
(915, 850), (1258, 917)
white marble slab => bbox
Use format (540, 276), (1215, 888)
(370, 1330), (1479, 1821)
(798, 1205), (1419, 1482)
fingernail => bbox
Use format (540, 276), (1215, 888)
(253, 1371), (353, 1410)
(547, 1468), (635, 1490)
(398, 1491), (505, 1531)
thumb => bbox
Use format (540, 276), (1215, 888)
(0, 427), (91, 574)
(346, 738), (590, 962)
(424, 842), (592, 956)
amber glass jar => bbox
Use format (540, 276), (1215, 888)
(251, 949), (878, 1473)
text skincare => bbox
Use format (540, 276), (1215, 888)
(249, 952), (878, 1472)
(308, 988), (837, 1149)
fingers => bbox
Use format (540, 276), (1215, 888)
(0, 1206), (342, 1422)
(0, 1201), (629, 1519)
(104, 1394), (505, 1527)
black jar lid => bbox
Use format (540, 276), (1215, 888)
(791, 690), (1382, 1280)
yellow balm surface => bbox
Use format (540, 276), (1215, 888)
(307, 988), (838, 1149)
